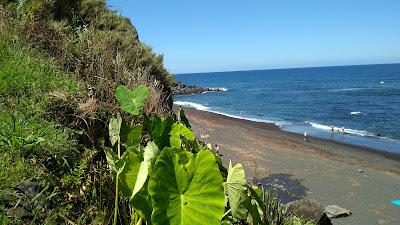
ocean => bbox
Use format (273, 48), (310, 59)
(174, 64), (400, 154)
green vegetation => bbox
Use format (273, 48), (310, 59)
(103, 85), (316, 225)
(1, 0), (173, 116)
(0, 0), (318, 224)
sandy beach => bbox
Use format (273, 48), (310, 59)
(181, 108), (400, 225)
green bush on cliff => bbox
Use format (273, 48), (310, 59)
(1, 0), (173, 117)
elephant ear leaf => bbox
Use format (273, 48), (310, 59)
(109, 113), (122, 146)
(223, 160), (249, 220)
(118, 148), (142, 197)
(104, 147), (118, 178)
(169, 123), (195, 149)
(115, 85), (149, 116)
(121, 122), (142, 147)
(148, 149), (225, 225)
(130, 142), (159, 199)
(118, 142), (160, 200)
(145, 115), (173, 149)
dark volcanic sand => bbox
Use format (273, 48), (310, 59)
(181, 108), (400, 225)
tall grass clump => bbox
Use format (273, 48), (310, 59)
(0, 37), (115, 224)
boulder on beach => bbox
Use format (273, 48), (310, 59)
(325, 205), (352, 218)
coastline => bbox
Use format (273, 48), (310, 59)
(179, 107), (400, 225)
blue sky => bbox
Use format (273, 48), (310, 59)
(107, 0), (400, 74)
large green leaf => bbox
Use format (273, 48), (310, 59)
(130, 185), (153, 224)
(118, 148), (142, 197)
(109, 114), (122, 146)
(169, 123), (195, 149)
(118, 142), (159, 199)
(104, 147), (126, 179)
(131, 142), (159, 199)
(115, 85), (149, 116)
(148, 149), (225, 225)
(145, 115), (174, 149)
(104, 147), (119, 177)
(223, 160), (248, 220)
(247, 186), (266, 225)
(121, 122), (142, 147)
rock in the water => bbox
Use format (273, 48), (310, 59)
(171, 81), (224, 95)
(325, 205), (352, 218)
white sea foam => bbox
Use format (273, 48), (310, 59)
(328, 88), (365, 92)
(202, 87), (229, 93)
(310, 122), (334, 131)
(380, 81), (385, 84)
(210, 87), (228, 91)
(173, 101), (281, 126)
(309, 122), (375, 137)
(350, 111), (362, 115)
(174, 101), (209, 110)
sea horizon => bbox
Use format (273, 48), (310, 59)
(176, 62), (400, 76)
(174, 63), (400, 154)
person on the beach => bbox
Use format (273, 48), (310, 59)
(304, 132), (308, 142)
(212, 144), (223, 156)
(201, 133), (210, 139)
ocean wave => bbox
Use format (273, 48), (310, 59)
(328, 87), (366, 92)
(350, 111), (362, 115)
(174, 101), (209, 110)
(173, 101), (281, 125)
(210, 87), (228, 91)
(202, 87), (229, 93)
(174, 101), (398, 143)
(309, 122), (375, 137)
(309, 122), (333, 131)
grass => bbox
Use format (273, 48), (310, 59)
(0, 37), (86, 224)
(0, 36), (78, 175)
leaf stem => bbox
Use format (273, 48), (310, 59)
(113, 137), (121, 225)
(113, 173), (119, 225)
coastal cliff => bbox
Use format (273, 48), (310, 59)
(171, 80), (225, 95)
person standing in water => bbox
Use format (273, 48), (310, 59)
(341, 126), (345, 134)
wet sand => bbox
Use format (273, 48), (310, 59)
(182, 108), (400, 225)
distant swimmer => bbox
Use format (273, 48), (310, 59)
(304, 132), (309, 142)
(331, 126), (334, 133)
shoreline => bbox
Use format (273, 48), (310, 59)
(176, 106), (400, 165)
(180, 107), (400, 225)
(181, 107), (400, 174)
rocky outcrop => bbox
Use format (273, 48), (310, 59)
(285, 199), (333, 225)
(325, 205), (352, 218)
(171, 81), (225, 95)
